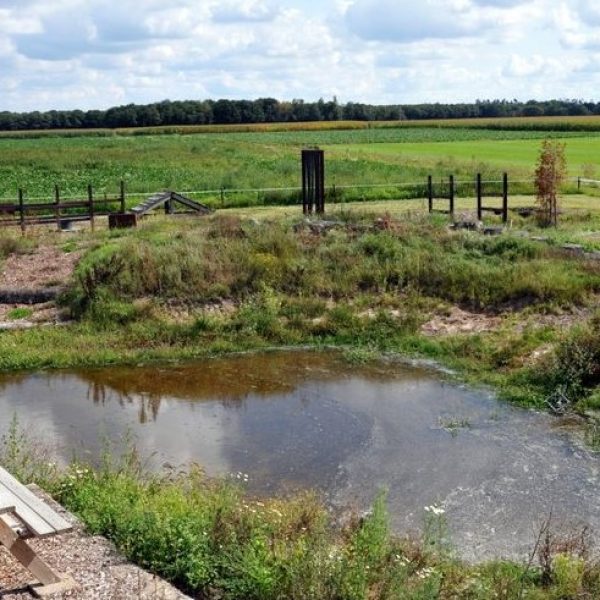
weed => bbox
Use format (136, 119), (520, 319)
(6, 307), (33, 320)
(439, 416), (472, 437)
(531, 314), (600, 411)
(342, 346), (381, 365)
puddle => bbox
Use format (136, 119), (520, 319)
(0, 351), (598, 560)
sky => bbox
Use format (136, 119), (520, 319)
(0, 0), (598, 112)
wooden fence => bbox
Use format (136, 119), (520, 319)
(0, 181), (126, 232)
(476, 172), (508, 223)
(428, 175), (455, 216)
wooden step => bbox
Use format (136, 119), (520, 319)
(0, 467), (71, 538)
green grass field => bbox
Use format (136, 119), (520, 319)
(339, 137), (600, 176)
(0, 120), (599, 206)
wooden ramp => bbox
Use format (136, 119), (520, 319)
(0, 466), (77, 597)
(130, 191), (211, 217)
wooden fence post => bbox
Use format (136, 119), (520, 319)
(54, 185), (60, 230)
(476, 173), (482, 221)
(18, 189), (25, 234)
(301, 149), (325, 215)
(88, 184), (95, 232)
(502, 172), (508, 224)
(449, 174), (455, 217)
(120, 180), (126, 213)
(427, 175), (433, 213)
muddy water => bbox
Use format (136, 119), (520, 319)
(1, 351), (599, 560)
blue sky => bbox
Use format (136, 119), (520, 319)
(0, 0), (597, 111)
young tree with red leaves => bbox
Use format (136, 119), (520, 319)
(535, 139), (567, 227)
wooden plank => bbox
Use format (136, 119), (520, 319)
(0, 516), (63, 586)
(1, 512), (31, 538)
(0, 467), (71, 536)
(0, 496), (15, 515)
(0, 481), (55, 537)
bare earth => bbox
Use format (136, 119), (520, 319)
(420, 304), (594, 337)
(0, 245), (80, 290)
(0, 486), (190, 600)
(0, 243), (80, 327)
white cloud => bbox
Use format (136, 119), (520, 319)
(503, 54), (558, 77)
(0, 0), (598, 111)
(575, 0), (600, 25)
(212, 0), (279, 23)
(345, 0), (483, 42)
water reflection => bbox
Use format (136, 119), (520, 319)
(1, 351), (599, 560)
(45, 352), (421, 423)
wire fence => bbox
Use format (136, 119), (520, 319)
(0, 176), (593, 211)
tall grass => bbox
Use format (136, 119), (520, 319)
(68, 216), (600, 315)
(525, 315), (600, 412)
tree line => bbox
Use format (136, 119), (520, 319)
(0, 98), (598, 131)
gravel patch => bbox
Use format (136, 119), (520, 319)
(0, 486), (191, 600)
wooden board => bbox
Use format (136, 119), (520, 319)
(0, 467), (71, 537)
(0, 513), (29, 538)
(0, 492), (15, 515)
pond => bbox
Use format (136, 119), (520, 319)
(1, 351), (598, 560)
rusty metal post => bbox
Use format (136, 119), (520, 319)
(302, 150), (310, 215)
(302, 149), (325, 215)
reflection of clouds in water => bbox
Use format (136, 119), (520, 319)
(65, 352), (416, 421)
(0, 354), (440, 478)
(119, 396), (239, 472)
(0, 376), (241, 475)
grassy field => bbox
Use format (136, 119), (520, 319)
(2, 118), (600, 599)
(338, 137), (600, 176)
(0, 123), (599, 205)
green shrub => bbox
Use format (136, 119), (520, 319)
(533, 315), (600, 409)
(552, 553), (585, 598)
(67, 219), (599, 319)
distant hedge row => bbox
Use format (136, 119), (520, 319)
(2, 97), (600, 132)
